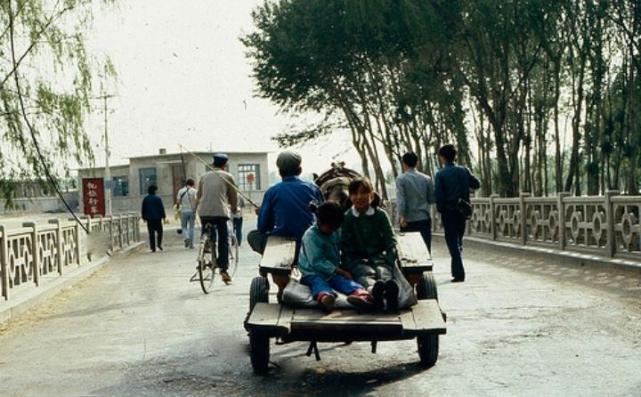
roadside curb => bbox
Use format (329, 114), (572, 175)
(433, 233), (641, 274)
(0, 241), (144, 326)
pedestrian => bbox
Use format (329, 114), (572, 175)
(341, 177), (416, 312)
(141, 185), (166, 252)
(299, 201), (374, 312)
(434, 144), (481, 283)
(396, 151), (435, 253)
(232, 196), (245, 246)
(196, 153), (238, 285)
(247, 151), (324, 256)
(176, 178), (197, 249)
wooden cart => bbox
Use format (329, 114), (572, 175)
(245, 232), (446, 374)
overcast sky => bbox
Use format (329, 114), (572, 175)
(86, 1), (359, 174)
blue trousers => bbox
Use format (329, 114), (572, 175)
(301, 274), (364, 300)
(441, 211), (466, 279)
(180, 210), (195, 243)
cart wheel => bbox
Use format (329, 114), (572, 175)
(417, 334), (439, 368)
(249, 276), (269, 312)
(416, 272), (438, 301)
(249, 331), (270, 375)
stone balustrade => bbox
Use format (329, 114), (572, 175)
(0, 213), (140, 302)
(388, 191), (641, 262)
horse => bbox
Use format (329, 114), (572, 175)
(314, 162), (381, 211)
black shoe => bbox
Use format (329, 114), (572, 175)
(371, 281), (385, 310)
(451, 277), (465, 283)
(384, 280), (399, 312)
(158, 246), (163, 251)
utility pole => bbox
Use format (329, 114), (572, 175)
(96, 93), (116, 217)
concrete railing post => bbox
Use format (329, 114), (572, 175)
(0, 225), (8, 300)
(558, 192), (569, 250)
(489, 194), (498, 241)
(23, 222), (39, 286)
(519, 193), (530, 245)
(75, 220), (82, 266)
(605, 190), (620, 257)
(49, 219), (64, 275)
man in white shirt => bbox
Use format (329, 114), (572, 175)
(176, 178), (197, 248)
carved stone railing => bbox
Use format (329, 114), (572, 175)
(429, 191), (640, 261)
(0, 213), (140, 302)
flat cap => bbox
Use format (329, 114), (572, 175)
(213, 153), (229, 167)
(276, 151), (302, 173)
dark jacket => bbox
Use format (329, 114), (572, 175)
(434, 163), (480, 214)
(141, 194), (166, 221)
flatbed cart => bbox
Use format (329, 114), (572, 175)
(244, 232), (446, 374)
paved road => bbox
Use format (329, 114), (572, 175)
(0, 231), (640, 396)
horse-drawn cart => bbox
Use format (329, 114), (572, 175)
(244, 232), (446, 374)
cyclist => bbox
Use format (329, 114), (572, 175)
(196, 153), (238, 285)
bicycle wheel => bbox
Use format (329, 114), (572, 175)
(228, 235), (240, 276)
(197, 234), (216, 294)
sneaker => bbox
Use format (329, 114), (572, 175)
(384, 280), (399, 312)
(158, 246), (163, 252)
(371, 281), (385, 310)
(184, 239), (189, 248)
(347, 293), (374, 310)
(319, 294), (336, 312)
(220, 270), (232, 285)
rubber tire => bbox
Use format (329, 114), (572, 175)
(249, 276), (269, 312)
(249, 331), (270, 375)
(416, 272), (438, 301)
(417, 334), (439, 368)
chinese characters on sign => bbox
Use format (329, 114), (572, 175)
(82, 178), (105, 217)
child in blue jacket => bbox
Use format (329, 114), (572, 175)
(298, 201), (373, 312)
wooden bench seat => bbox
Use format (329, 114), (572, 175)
(397, 232), (433, 273)
(246, 300), (446, 341)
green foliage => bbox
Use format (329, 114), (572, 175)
(245, 0), (641, 196)
(0, 0), (116, 200)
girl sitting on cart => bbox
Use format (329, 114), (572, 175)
(341, 177), (417, 312)
(299, 201), (374, 312)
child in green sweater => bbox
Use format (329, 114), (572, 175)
(341, 177), (415, 311)
(299, 202), (374, 312)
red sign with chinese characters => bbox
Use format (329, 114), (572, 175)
(82, 178), (105, 217)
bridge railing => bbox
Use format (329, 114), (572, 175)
(0, 213), (141, 302)
(430, 191), (641, 261)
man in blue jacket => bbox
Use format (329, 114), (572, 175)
(141, 185), (166, 252)
(247, 151), (324, 255)
(434, 144), (480, 282)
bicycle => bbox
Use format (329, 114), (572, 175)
(190, 222), (240, 294)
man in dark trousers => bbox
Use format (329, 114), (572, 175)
(396, 152), (435, 252)
(434, 144), (480, 282)
(141, 185), (166, 252)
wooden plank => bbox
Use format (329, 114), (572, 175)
(397, 232), (432, 264)
(247, 303), (282, 328)
(399, 311), (415, 331)
(259, 236), (296, 270)
(292, 308), (401, 326)
(277, 305), (294, 333)
(407, 300), (446, 334)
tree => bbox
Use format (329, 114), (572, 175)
(0, 0), (116, 205)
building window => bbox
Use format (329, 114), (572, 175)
(113, 176), (129, 197)
(139, 168), (157, 195)
(238, 164), (260, 191)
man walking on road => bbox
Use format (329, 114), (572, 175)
(434, 144), (480, 283)
(141, 185), (166, 253)
(396, 152), (435, 253)
(196, 153), (238, 284)
(177, 178), (197, 249)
